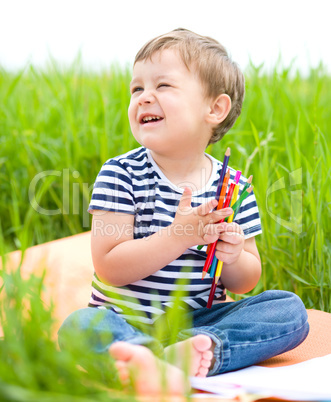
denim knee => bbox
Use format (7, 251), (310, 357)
(58, 307), (116, 353)
(58, 307), (164, 356)
(260, 290), (309, 343)
(263, 290), (308, 322)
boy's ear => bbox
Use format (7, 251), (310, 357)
(206, 94), (232, 125)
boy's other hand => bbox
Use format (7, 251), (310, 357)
(215, 222), (245, 265)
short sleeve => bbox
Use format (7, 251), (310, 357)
(234, 189), (262, 239)
(88, 159), (135, 215)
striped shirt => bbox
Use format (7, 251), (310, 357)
(88, 147), (262, 325)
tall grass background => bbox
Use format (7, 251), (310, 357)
(0, 58), (330, 399)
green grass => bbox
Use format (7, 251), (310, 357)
(1, 59), (330, 309)
(0, 265), (132, 401)
(214, 62), (331, 311)
(0, 60), (137, 253)
(0, 58), (330, 398)
(0, 253), (193, 400)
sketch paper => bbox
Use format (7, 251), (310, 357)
(191, 354), (331, 400)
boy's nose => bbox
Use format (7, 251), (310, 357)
(138, 90), (155, 105)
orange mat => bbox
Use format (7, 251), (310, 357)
(2, 231), (94, 334)
(260, 308), (331, 367)
(2, 231), (331, 369)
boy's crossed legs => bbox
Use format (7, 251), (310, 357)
(58, 306), (215, 395)
(58, 291), (309, 396)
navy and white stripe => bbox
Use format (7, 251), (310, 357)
(88, 147), (262, 324)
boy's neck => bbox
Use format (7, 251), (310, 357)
(150, 150), (213, 191)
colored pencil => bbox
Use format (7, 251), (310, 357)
(197, 169), (230, 252)
(208, 176), (240, 295)
(227, 176), (240, 224)
(234, 171), (242, 185)
(228, 186), (253, 222)
(209, 253), (218, 278)
(206, 280), (218, 308)
(213, 260), (223, 285)
(216, 169), (230, 210)
(206, 175), (252, 308)
(214, 148), (231, 202)
(207, 187), (254, 307)
(209, 173), (240, 279)
(202, 182), (236, 279)
(213, 181), (240, 284)
(242, 175), (253, 194)
(204, 169), (230, 254)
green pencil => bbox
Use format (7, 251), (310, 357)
(242, 175), (253, 194)
(227, 186), (253, 221)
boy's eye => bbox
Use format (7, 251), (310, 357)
(131, 86), (143, 94)
(157, 83), (170, 88)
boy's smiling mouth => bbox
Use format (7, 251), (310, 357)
(140, 114), (164, 124)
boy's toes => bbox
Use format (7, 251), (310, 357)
(193, 334), (212, 353)
(202, 350), (213, 361)
(196, 366), (209, 377)
(109, 341), (135, 361)
(201, 358), (212, 368)
(113, 361), (131, 386)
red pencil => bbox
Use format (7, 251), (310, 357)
(207, 280), (217, 308)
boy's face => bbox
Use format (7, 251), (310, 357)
(128, 49), (213, 157)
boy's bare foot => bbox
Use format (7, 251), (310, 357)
(109, 342), (190, 396)
(164, 334), (214, 377)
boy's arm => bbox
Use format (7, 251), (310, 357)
(91, 210), (187, 286)
(91, 188), (233, 287)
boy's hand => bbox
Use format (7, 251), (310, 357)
(172, 187), (233, 248)
(214, 222), (245, 265)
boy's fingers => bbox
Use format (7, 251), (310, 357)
(203, 223), (219, 235)
(218, 223), (244, 244)
(202, 223), (220, 244)
(203, 233), (220, 244)
(197, 198), (218, 216)
(178, 187), (193, 212)
(210, 207), (233, 222)
(219, 232), (244, 245)
(218, 222), (244, 235)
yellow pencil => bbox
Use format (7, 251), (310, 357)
(228, 184), (240, 222)
(214, 260), (223, 283)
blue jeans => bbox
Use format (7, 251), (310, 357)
(58, 290), (309, 375)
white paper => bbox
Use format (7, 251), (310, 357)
(191, 354), (331, 400)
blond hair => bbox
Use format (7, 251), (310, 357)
(134, 28), (245, 144)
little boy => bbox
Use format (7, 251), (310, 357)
(59, 28), (309, 396)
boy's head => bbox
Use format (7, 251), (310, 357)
(134, 28), (245, 144)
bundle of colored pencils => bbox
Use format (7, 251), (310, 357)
(201, 147), (253, 308)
